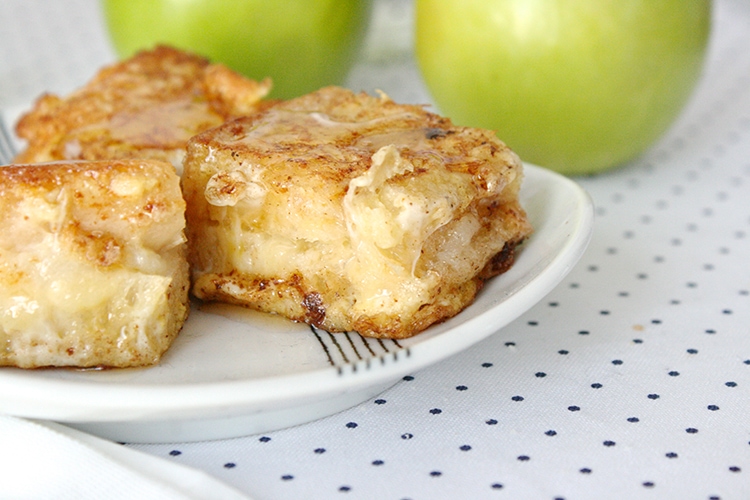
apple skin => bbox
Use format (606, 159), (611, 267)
(415, 0), (711, 175)
(102, 0), (372, 100)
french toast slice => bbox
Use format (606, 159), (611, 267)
(0, 159), (189, 368)
(14, 45), (273, 171)
(183, 86), (532, 338)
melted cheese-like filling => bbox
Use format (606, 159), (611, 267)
(342, 145), (473, 314)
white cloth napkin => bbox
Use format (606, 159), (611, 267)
(0, 416), (251, 500)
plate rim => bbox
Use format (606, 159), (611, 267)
(0, 164), (594, 422)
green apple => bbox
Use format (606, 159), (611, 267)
(102, 0), (372, 100)
(415, 0), (711, 175)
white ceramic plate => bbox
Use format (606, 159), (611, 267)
(0, 164), (593, 443)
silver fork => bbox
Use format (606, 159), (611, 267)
(0, 112), (18, 164)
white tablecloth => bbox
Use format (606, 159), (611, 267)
(0, 1), (748, 499)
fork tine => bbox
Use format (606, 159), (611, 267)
(0, 113), (18, 165)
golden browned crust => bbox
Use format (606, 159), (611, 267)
(13, 45), (273, 169)
(183, 86), (532, 338)
(0, 159), (189, 368)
